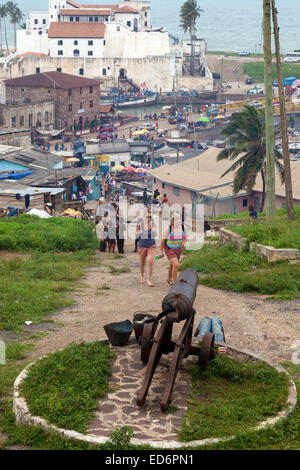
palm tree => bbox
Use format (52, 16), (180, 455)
(0, 4), (8, 55)
(180, 0), (204, 76)
(217, 105), (285, 213)
(7, 2), (23, 50)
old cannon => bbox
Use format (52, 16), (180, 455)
(136, 269), (216, 412)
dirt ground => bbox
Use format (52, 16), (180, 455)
(26, 242), (300, 366)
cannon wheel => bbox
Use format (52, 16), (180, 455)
(198, 332), (215, 369)
(141, 322), (156, 364)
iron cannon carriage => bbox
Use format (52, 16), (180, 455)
(136, 268), (216, 412)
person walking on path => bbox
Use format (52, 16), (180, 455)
(159, 215), (187, 285)
(116, 207), (126, 254)
(138, 213), (157, 287)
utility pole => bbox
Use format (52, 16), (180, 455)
(271, 0), (294, 221)
(263, 0), (276, 218)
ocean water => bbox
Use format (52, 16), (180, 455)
(9, 0), (300, 53)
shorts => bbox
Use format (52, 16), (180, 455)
(164, 245), (182, 260)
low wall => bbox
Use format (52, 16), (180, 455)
(219, 227), (300, 262)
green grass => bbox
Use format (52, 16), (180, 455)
(0, 251), (94, 330)
(22, 341), (115, 433)
(180, 243), (300, 299)
(229, 218), (300, 250)
(179, 243), (269, 274)
(0, 214), (98, 252)
(244, 61), (300, 82)
(105, 264), (131, 275)
(180, 354), (289, 442)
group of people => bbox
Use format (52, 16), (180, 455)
(95, 205), (125, 254)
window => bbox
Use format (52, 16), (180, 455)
(57, 67), (62, 72)
(90, 100), (93, 108)
(145, 12), (148, 17)
(34, 19), (38, 24)
(117, 26), (120, 31)
(162, 183), (165, 189)
(127, 21), (131, 27)
(153, 178), (156, 184)
(79, 69), (84, 76)
(69, 104), (73, 112)
(39, 31), (42, 35)
(20, 116), (24, 127)
(89, 86), (93, 94)
(88, 50), (93, 56)
(28, 114), (33, 126)
(74, 40), (78, 45)
(58, 50), (63, 55)
(88, 40), (93, 46)
(95, 16), (98, 22)
(45, 111), (49, 122)
(102, 68), (106, 75)
(173, 187), (180, 197)
(243, 199), (248, 207)
(73, 49), (80, 57)
(58, 40), (63, 45)
(36, 67), (40, 73)
(89, 17), (93, 22)
(80, 87), (83, 93)
(145, 21), (148, 27)
(11, 116), (16, 128)
(111, 161), (115, 167)
(70, 16), (73, 22)
(58, 15), (60, 20)
(43, 19), (46, 24)
(80, 102), (83, 109)
(68, 89), (72, 97)
(75, 17), (79, 22)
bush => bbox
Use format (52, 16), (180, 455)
(229, 218), (300, 250)
(0, 215), (98, 252)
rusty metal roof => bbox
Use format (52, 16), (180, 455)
(5, 71), (101, 90)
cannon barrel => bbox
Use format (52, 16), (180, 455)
(162, 269), (199, 322)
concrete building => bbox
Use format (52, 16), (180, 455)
(150, 147), (300, 216)
(3, 71), (101, 131)
(0, 1), (213, 93)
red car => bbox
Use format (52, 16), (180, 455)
(100, 125), (114, 133)
(97, 132), (113, 141)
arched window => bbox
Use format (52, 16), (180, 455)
(73, 49), (80, 57)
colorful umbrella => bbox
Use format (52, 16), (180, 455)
(198, 116), (210, 122)
(110, 165), (124, 172)
(122, 166), (135, 172)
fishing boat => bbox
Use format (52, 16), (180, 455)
(117, 94), (157, 108)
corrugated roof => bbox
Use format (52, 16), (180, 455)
(5, 71), (101, 89)
(100, 104), (113, 113)
(48, 21), (106, 38)
(151, 146), (300, 200)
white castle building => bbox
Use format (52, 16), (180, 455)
(5, 0), (212, 92)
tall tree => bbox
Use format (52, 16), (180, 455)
(263, 0), (276, 218)
(0, 3), (9, 54)
(180, 0), (204, 76)
(271, 0), (294, 221)
(7, 1), (23, 50)
(217, 105), (285, 213)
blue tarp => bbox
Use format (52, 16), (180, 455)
(0, 171), (35, 180)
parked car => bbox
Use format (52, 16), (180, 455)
(97, 132), (113, 141)
(245, 77), (254, 84)
(284, 57), (298, 63)
(168, 116), (184, 124)
(100, 125), (114, 133)
(139, 123), (155, 131)
(239, 51), (250, 57)
(251, 101), (262, 108)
